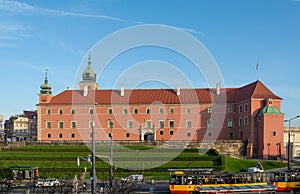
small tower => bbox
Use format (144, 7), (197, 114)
(256, 98), (284, 159)
(79, 51), (99, 91)
(39, 69), (52, 103)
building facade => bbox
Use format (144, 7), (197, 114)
(284, 126), (300, 159)
(4, 110), (37, 141)
(0, 114), (4, 130)
(37, 60), (284, 158)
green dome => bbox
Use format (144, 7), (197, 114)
(40, 71), (52, 95)
(40, 84), (52, 90)
(259, 105), (281, 115)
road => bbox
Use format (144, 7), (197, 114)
(4, 180), (170, 193)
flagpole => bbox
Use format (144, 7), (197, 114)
(256, 62), (259, 80)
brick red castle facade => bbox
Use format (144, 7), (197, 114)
(37, 61), (284, 159)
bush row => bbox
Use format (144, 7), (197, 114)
(0, 155), (222, 162)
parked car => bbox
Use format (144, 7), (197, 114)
(35, 178), (60, 187)
(121, 174), (144, 183)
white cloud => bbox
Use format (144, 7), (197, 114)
(0, 42), (19, 48)
(0, 0), (203, 35)
(0, 0), (124, 22)
(0, 22), (31, 44)
(178, 27), (204, 36)
(0, 0), (35, 12)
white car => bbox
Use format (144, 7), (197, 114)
(121, 174), (144, 183)
(35, 178), (60, 187)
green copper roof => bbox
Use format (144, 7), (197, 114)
(81, 52), (96, 82)
(259, 105), (281, 115)
(40, 70), (52, 95)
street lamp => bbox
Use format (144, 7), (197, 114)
(91, 103), (97, 194)
(108, 119), (114, 190)
(284, 115), (300, 171)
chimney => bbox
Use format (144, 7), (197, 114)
(83, 85), (88, 96)
(177, 84), (181, 96)
(120, 84), (125, 97)
(216, 83), (221, 95)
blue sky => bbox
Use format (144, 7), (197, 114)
(0, 0), (300, 125)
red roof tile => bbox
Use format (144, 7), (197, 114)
(44, 80), (281, 105)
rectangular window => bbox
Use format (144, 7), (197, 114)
(46, 121), (51, 129)
(159, 108), (164, 114)
(47, 133), (51, 138)
(159, 120), (165, 128)
(208, 131), (212, 137)
(227, 106), (233, 113)
(59, 133), (63, 138)
(169, 107), (174, 114)
(89, 121), (94, 128)
(186, 120), (192, 128)
(145, 120), (152, 128)
(244, 104), (248, 112)
(46, 109), (51, 115)
(186, 131), (191, 137)
(239, 118), (243, 126)
(146, 108), (151, 114)
(127, 120), (133, 128)
(71, 109), (76, 115)
(169, 120), (174, 128)
(229, 131), (234, 138)
(71, 133), (75, 138)
(169, 130), (174, 135)
(159, 130), (164, 135)
(89, 109), (94, 115)
(108, 120), (114, 128)
(71, 121), (76, 129)
(108, 108), (113, 114)
(227, 119), (233, 128)
(272, 131), (276, 136)
(59, 121), (64, 129)
(108, 132), (112, 138)
(208, 106), (212, 113)
(134, 108), (138, 114)
(59, 109), (63, 115)
(207, 119), (213, 128)
(186, 107), (191, 114)
(244, 117), (249, 126)
(125, 132), (130, 138)
(123, 108), (128, 114)
(239, 105), (243, 113)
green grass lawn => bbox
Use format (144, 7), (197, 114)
(0, 145), (287, 180)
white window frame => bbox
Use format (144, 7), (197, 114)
(186, 107), (191, 114)
(186, 120), (192, 128)
(127, 120), (133, 129)
(207, 119), (213, 128)
(227, 119), (233, 128)
(159, 120), (165, 128)
(145, 120), (152, 129)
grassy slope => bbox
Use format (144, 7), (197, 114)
(0, 145), (287, 179)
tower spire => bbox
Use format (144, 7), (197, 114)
(40, 69), (52, 95)
(79, 48), (99, 90)
(88, 49), (92, 66)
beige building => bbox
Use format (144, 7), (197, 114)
(5, 110), (37, 141)
(284, 126), (300, 159)
(0, 114), (3, 130)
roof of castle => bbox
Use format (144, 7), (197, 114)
(39, 80), (282, 105)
